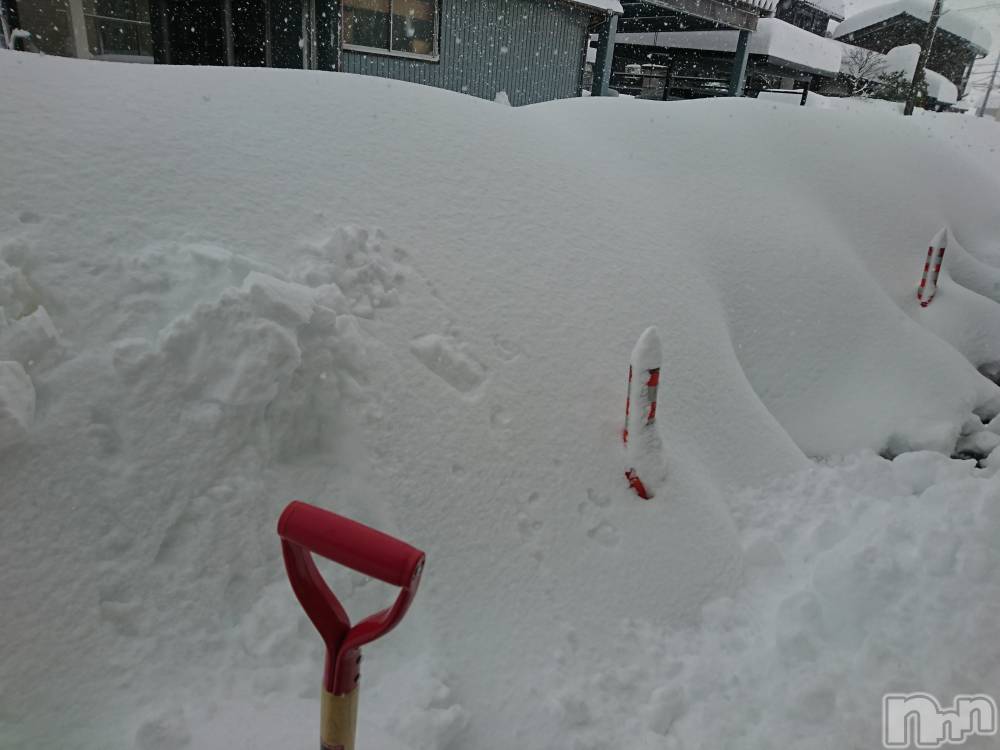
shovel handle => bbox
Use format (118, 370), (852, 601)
(278, 500), (424, 588)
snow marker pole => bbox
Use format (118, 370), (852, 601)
(278, 501), (425, 750)
(917, 229), (947, 307)
(624, 327), (663, 500)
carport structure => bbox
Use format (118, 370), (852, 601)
(609, 0), (777, 95)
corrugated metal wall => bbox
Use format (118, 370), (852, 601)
(339, 0), (592, 106)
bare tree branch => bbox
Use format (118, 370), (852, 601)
(842, 48), (886, 97)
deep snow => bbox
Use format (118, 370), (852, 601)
(1, 53), (1000, 750)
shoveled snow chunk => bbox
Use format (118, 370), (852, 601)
(129, 284), (305, 407)
(0, 262), (39, 320)
(984, 445), (1000, 471)
(243, 271), (316, 326)
(884, 420), (958, 456)
(0, 361), (34, 452)
(988, 414), (1000, 436)
(0, 305), (63, 368)
(410, 334), (486, 393)
(960, 414), (984, 436)
(978, 393), (1000, 422)
(891, 450), (976, 494)
(955, 430), (1000, 458)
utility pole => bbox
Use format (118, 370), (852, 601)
(977, 53), (1000, 117)
(904, 0), (944, 116)
(0, 0), (12, 50)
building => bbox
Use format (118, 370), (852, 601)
(0, 0), (153, 60)
(0, 0), (622, 106)
(611, 0), (843, 99)
(607, 0), (774, 98)
(832, 0), (991, 99)
(772, 0), (841, 36)
(615, 17), (843, 97)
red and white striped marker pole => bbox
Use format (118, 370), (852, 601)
(917, 228), (947, 308)
(623, 326), (664, 500)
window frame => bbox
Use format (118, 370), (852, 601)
(340, 0), (440, 63)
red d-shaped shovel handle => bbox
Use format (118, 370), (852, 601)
(277, 501), (425, 695)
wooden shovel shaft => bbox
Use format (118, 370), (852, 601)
(320, 687), (359, 750)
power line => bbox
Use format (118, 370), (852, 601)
(947, 2), (1000, 10)
(977, 51), (1000, 114)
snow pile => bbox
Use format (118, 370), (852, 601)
(834, 0), (993, 54)
(760, 87), (904, 111)
(545, 451), (1000, 749)
(2, 54), (1000, 750)
(617, 18), (844, 75)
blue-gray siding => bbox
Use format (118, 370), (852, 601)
(339, 0), (593, 106)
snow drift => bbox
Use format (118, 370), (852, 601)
(1, 53), (1000, 750)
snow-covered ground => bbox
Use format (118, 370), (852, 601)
(1, 53), (1000, 750)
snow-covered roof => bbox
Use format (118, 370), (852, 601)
(617, 18), (843, 75)
(563, 0), (623, 13)
(801, 0), (845, 22)
(740, 0), (780, 12)
(833, 1), (991, 54)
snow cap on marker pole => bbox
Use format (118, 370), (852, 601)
(631, 326), (662, 375)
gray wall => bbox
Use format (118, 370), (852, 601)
(340, 0), (593, 106)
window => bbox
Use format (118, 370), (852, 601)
(83, 0), (153, 58)
(343, 0), (437, 59)
(11, 1), (73, 56)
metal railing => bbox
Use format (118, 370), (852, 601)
(757, 85), (810, 106)
(612, 70), (732, 100)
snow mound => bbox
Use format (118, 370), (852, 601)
(543, 452), (1000, 749)
(2, 54), (1000, 750)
